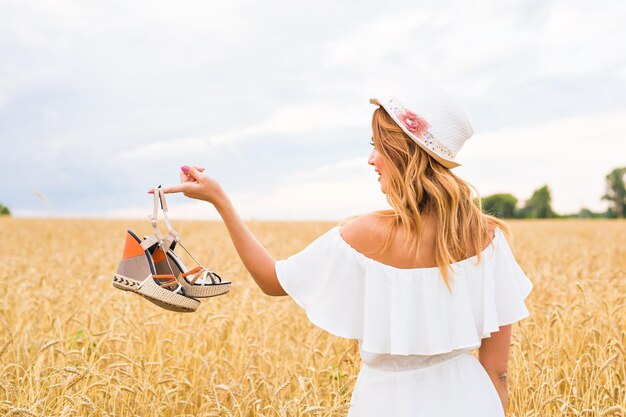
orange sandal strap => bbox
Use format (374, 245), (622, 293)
(181, 266), (203, 278)
(153, 274), (178, 290)
(181, 267), (221, 285)
(182, 267), (205, 284)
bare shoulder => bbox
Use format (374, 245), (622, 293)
(339, 211), (389, 249)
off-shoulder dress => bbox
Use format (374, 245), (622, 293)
(275, 225), (533, 417)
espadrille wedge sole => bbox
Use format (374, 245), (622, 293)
(112, 272), (200, 312)
(113, 229), (200, 312)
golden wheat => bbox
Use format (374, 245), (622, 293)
(0, 218), (624, 416)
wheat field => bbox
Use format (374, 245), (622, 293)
(0, 218), (624, 416)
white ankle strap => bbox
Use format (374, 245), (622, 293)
(141, 186), (181, 251)
(142, 186), (205, 271)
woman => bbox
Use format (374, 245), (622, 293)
(155, 88), (533, 416)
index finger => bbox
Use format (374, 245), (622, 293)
(160, 183), (190, 194)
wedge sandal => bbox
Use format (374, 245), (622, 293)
(146, 187), (231, 299)
(113, 230), (200, 312)
(112, 189), (201, 313)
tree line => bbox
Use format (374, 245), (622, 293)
(479, 167), (625, 219)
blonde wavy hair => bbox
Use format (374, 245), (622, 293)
(362, 106), (513, 291)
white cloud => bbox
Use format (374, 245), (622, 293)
(528, 1), (626, 79)
(117, 99), (367, 162)
(118, 137), (213, 160)
(460, 109), (626, 160)
(316, 0), (626, 101)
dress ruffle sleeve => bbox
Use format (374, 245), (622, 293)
(275, 227), (366, 338)
(275, 225), (533, 355)
(480, 228), (533, 334)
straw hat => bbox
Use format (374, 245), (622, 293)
(370, 86), (474, 169)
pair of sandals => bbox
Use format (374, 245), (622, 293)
(113, 186), (231, 312)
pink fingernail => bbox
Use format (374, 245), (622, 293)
(181, 165), (189, 172)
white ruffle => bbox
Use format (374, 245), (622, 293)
(275, 225), (533, 355)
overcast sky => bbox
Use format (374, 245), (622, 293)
(2, 0), (625, 220)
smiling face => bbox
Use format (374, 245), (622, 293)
(368, 138), (387, 193)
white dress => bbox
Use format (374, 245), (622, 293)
(275, 225), (533, 417)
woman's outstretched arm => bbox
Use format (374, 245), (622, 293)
(153, 165), (287, 296)
(213, 192), (287, 296)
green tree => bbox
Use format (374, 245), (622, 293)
(518, 185), (556, 218)
(481, 193), (518, 218)
(577, 207), (609, 219)
(0, 204), (10, 216)
(601, 167), (626, 219)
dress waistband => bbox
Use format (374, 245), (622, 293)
(360, 349), (471, 372)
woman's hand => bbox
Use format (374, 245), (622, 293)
(148, 165), (285, 296)
(147, 165), (227, 207)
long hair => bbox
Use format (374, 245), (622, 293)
(370, 106), (513, 291)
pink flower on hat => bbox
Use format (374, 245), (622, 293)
(398, 110), (430, 136)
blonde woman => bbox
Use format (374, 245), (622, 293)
(157, 87), (533, 416)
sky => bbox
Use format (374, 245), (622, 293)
(1, 0), (625, 220)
